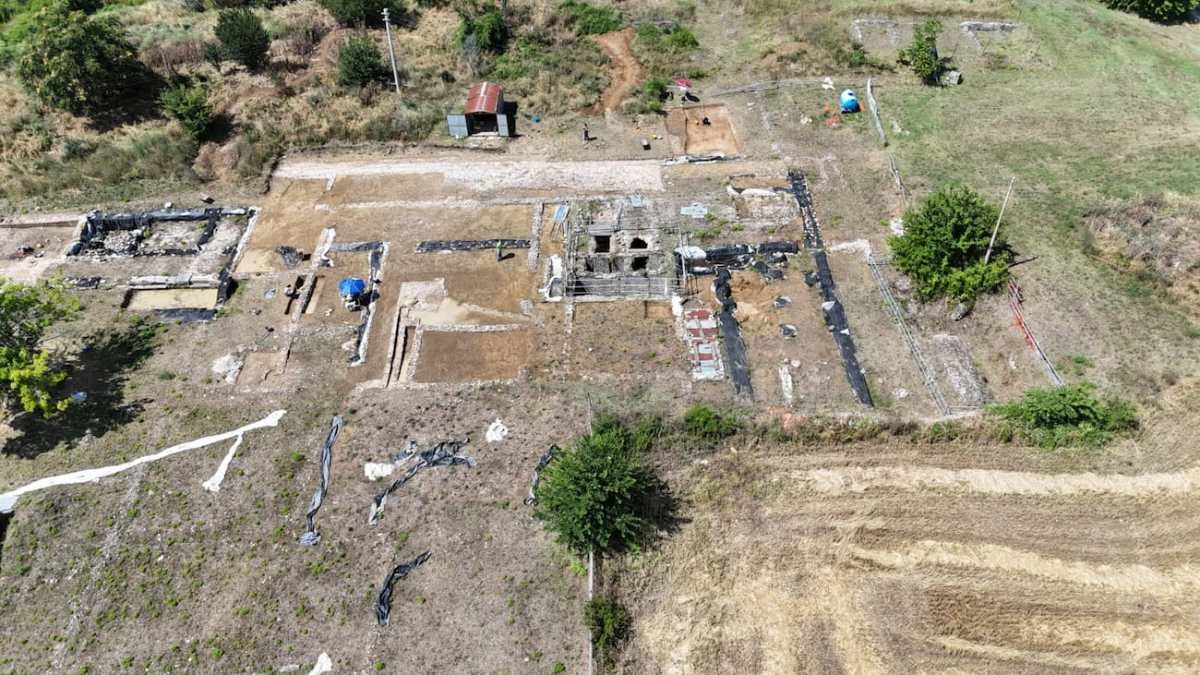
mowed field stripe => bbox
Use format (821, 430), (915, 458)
(849, 540), (1200, 596)
(794, 464), (1200, 497)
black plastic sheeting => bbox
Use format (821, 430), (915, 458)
(0, 511), (10, 569)
(71, 277), (102, 289)
(714, 268), (753, 398)
(300, 415), (342, 546)
(757, 241), (801, 255)
(155, 308), (217, 323)
(368, 441), (475, 524)
(376, 550), (431, 626)
(523, 445), (560, 506)
(681, 241), (798, 281)
(788, 170), (873, 406)
(416, 239), (530, 253)
(275, 246), (305, 268)
(701, 244), (754, 267)
(75, 208), (224, 257)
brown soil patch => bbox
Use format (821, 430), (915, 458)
(124, 287), (219, 310)
(0, 224), (73, 282)
(236, 350), (289, 390)
(720, 269), (861, 411)
(665, 104), (742, 156)
(586, 28), (643, 115)
(318, 174), (462, 205)
(410, 328), (532, 382)
(563, 301), (686, 380)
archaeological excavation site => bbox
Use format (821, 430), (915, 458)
(2, 1), (1199, 672)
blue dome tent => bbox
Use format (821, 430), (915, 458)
(839, 89), (860, 113)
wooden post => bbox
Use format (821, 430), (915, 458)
(984, 177), (1015, 264)
(382, 8), (401, 95)
(587, 548), (596, 675)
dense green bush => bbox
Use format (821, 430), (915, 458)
(898, 19), (943, 84)
(534, 417), (662, 555)
(560, 0), (622, 36)
(584, 595), (631, 661)
(682, 403), (740, 442)
(631, 76), (669, 113)
(160, 81), (213, 139)
(889, 184), (1012, 302)
(1101, 0), (1198, 22)
(15, 5), (144, 114)
(457, 9), (507, 53)
(337, 36), (389, 87)
(214, 8), (270, 69)
(990, 383), (1138, 448)
(318, 0), (404, 27)
(0, 0), (98, 25)
(636, 23), (698, 53)
(0, 277), (81, 422)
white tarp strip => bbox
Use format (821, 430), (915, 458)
(0, 410), (286, 513)
(307, 652), (332, 675)
(202, 435), (245, 493)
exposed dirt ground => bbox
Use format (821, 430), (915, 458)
(589, 29), (643, 115)
(619, 396), (1200, 672)
(665, 104), (742, 157)
(3, 4), (1200, 671)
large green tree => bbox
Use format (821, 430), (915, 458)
(0, 277), (81, 422)
(889, 184), (1012, 302)
(319, 0), (406, 28)
(534, 417), (661, 555)
(898, 19), (944, 85)
(336, 36), (389, 88)
(15, 3), (144, 115)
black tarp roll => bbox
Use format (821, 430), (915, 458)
(523, 445), (560, 506)
(714, 268), (753, 398)
(416, 239), (531, 253)
(368, 441), (474, 524)
(300, 415), (342, 546)
(376, 551), (432, 626)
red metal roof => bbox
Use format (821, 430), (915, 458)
(465, 81), (503, 115)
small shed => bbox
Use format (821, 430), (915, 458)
(447, 81), (512, 138)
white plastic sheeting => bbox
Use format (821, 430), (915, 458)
(486, 418), (509, 443)
(202, 435), (244, 493)
(0, 410), (286, 513)
(307, 653), (332, 675)
(364, 462), (396, 480)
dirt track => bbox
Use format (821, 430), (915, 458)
(590, 29), (642, 114)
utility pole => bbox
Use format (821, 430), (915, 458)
(984, 177), (1015, 264)
(381, 8), (401, 95)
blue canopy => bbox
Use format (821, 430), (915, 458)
(338, 277), (366, 296)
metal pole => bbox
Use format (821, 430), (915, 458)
(984, 177), (1015, 264)
(382, 8), (401, 95)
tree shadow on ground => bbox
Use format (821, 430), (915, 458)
(85, 68), (166, 133)
(2, 320), (157, 459)
(636, 475), (687, 551)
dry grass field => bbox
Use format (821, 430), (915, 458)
(2, 0), (1199, 672)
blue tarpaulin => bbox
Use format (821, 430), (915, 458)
(338, 277), (366, 297)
